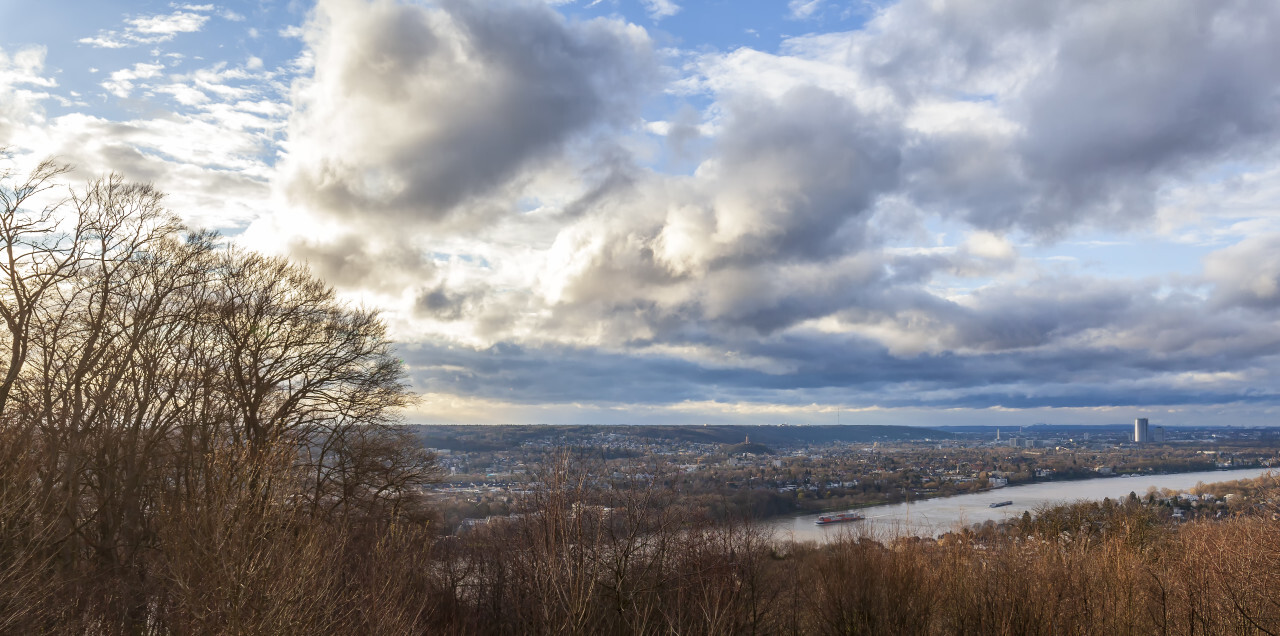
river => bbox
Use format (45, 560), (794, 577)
(766, 466), (1276, 541)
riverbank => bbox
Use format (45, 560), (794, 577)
(789, 462), (1269, 519)
(768, 466), (1277, 540)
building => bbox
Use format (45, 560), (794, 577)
(1152, 426), (1165, 443)
(1134, 418), (1150, 444)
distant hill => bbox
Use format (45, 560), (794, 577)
(721, 441), (774, 455)
(936, 424), (1134, 434)
(405, 424), (951, 452)
(624, 424), (951, 446)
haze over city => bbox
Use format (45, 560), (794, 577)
(5, 0), (1280, 426)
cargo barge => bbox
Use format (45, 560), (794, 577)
(814, 512), (865, 525)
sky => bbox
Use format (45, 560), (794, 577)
(4, 0), (1280, 428)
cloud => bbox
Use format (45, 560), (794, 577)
(101, 62), (165, 98)
(22, 0), (1280, 426)
(0, 46), (58, 142)
(0, 46), (57, 89)
(2, 44), (292, 234)
(397, 300), (1280, 410)
(127, 11), (210, 35)
(641, 0), (680, 20)
(80, 7), (215, 48)
(788, 0), (826, 20)
(77, 36), (131, 49)
(19, 0), (1246, 422)
(757, 0), (1280, 239)
(281, 0), (655, 226)
(244, 0), (1280, 419)
(1205, 233), (1280, 310)
(289, 232), (438, 295)
(265, 0), (659, 303)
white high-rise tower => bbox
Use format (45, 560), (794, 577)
(1134, 418), (1150, 444)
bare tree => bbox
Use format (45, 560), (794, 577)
(0, 162), (434, 630)
(210, 250), (412, 449)
(0, 156), (78, 415)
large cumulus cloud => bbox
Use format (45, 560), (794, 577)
(282, 0), (655, 226)
(786, 0), (1280, 237)
(271, 0), (658, 297)
(263, 0), (1280, 420)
